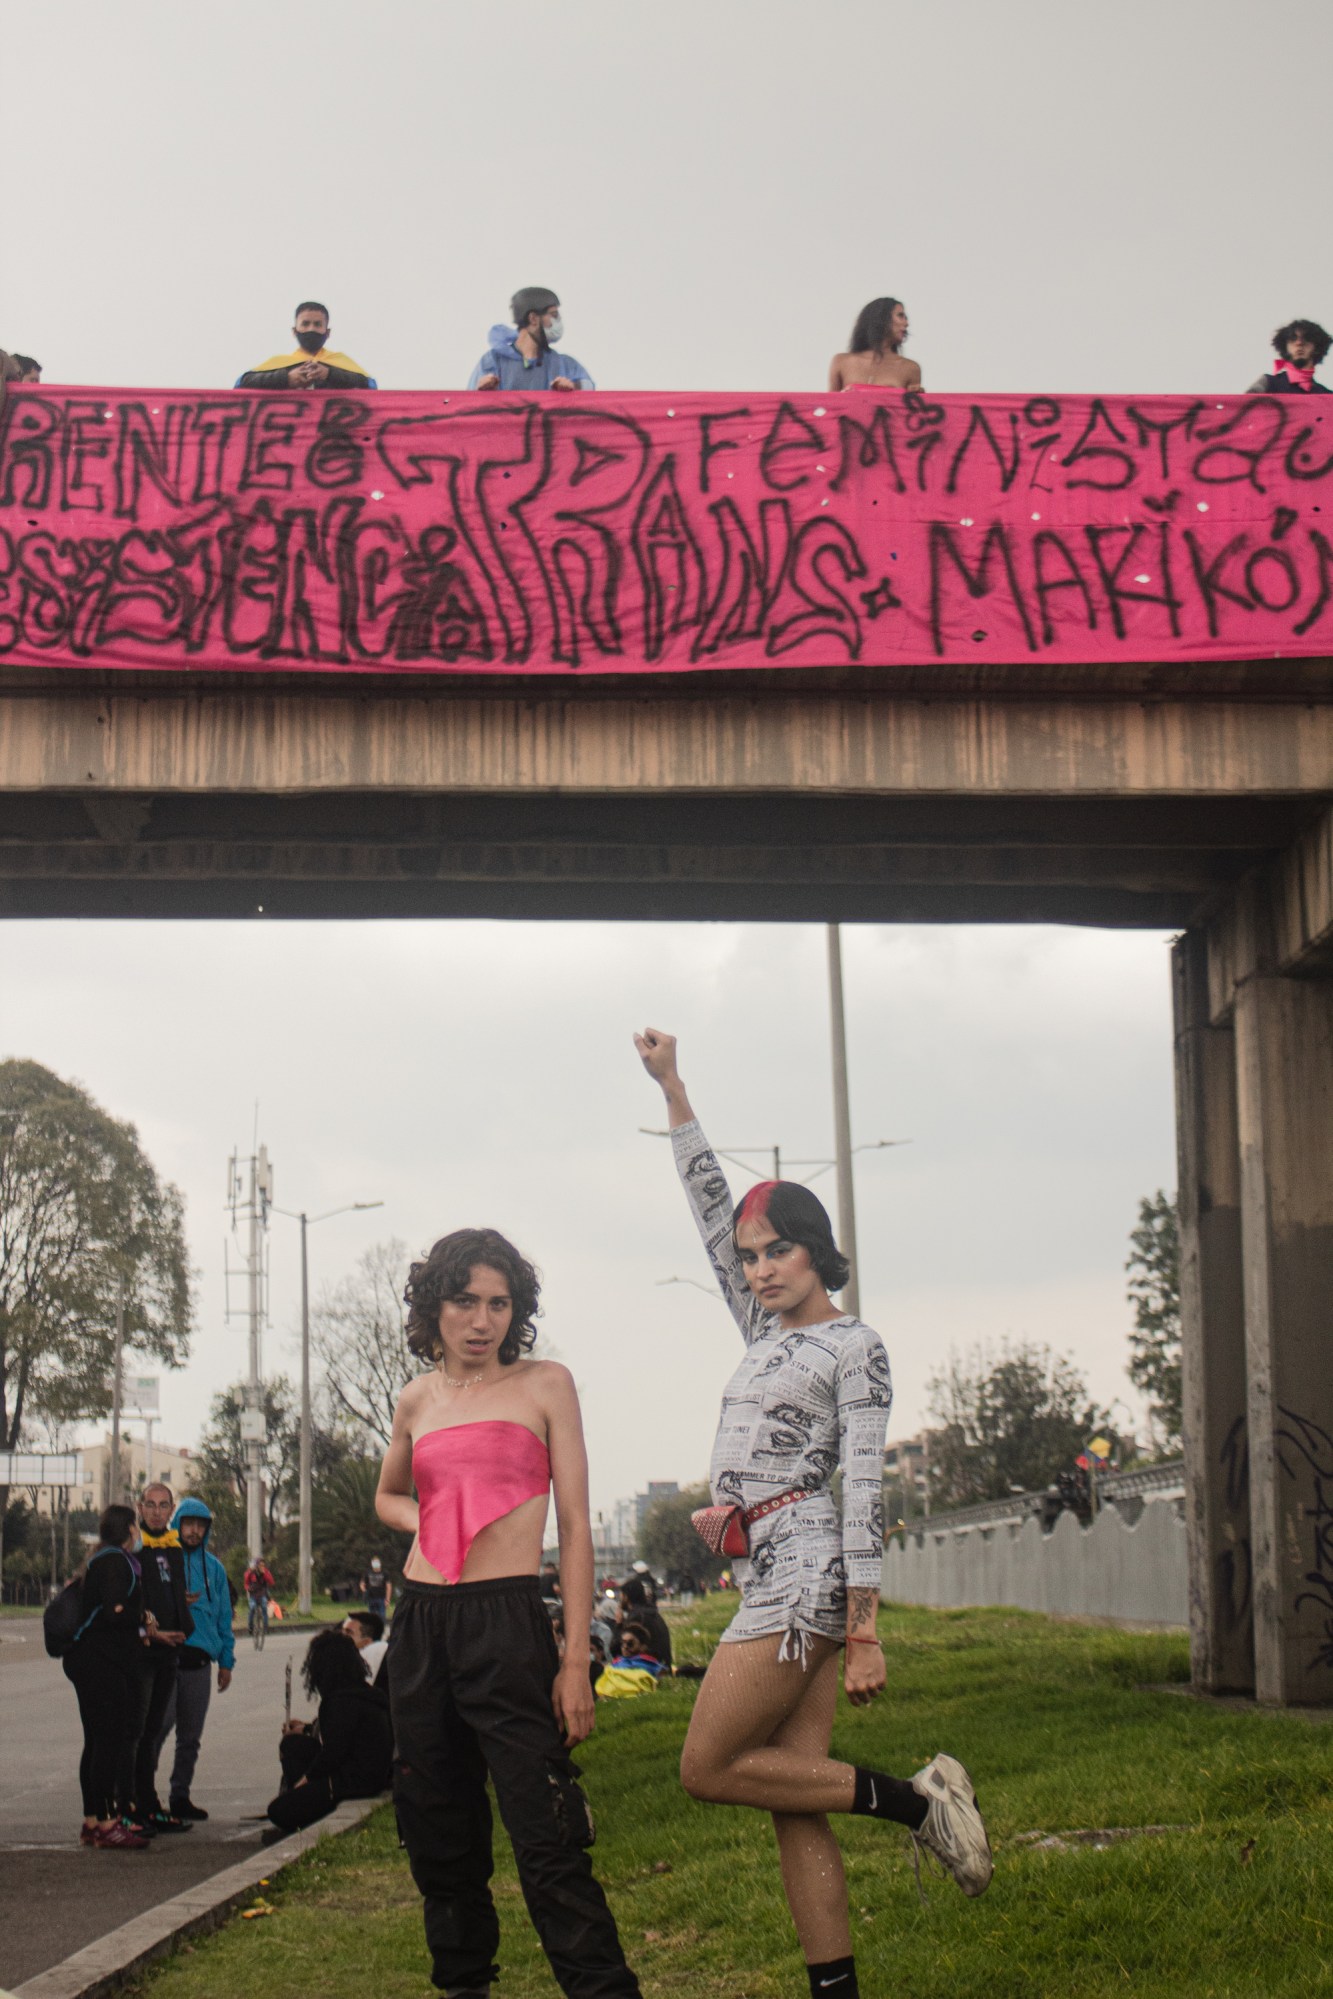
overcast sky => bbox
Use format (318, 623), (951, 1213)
(2, 0), (1325, 1514)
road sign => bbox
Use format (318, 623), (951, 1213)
(0, 1452), (82, 1487)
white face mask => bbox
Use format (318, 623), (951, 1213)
(544, 313), (564, 346)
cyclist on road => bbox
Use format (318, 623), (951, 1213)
(243, 1559), (275, 1635)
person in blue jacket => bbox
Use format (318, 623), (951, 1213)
(469, 286), (595, 392)
(152, 1496), (236, 1821)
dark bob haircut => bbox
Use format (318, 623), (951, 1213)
(849, 297), (905, 355)
(1273, 319), (1331, 364)
(303, 1627), (373, 1699)
(404, 1226), (541, 1366)
(733, 1180), (851, 1291)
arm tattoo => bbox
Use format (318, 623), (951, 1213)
(846, 1585), (879, 1631)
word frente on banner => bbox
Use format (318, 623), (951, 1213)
(0, 385), (1330, 675)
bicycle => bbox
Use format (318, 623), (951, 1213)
(247, 1593), (269, 1651)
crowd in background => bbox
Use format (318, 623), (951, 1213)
(50, 1487), (693, 1851)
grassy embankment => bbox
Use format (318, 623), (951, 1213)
(127, 1596), (1332, 1999)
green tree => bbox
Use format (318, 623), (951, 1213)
(310, 1238), (421, 1448)
(195, 1377), (300, 1550)
(311, 1446), (411, 1590)
(926, 1340), (1108, 1508)
(0, 1059), (193, 1524)
(1126, 1191), (1182, 1453)
(640, 1482), (727, 1587)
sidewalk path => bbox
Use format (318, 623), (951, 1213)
(0, 1623), (322, 1989)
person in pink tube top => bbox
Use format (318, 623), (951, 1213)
(376, 1227), (641, 1999)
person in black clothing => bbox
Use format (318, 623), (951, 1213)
(1247, 318), (1331, 394)
(617, 1576), (672, 1672)
(132, 1484), (194, 1832)
(63, 1504), (154, 1850)
(264, 1628), (392, 1840)
(238, 301), (374, 391)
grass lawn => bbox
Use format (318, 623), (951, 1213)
(127, 1598), (1332, 1999)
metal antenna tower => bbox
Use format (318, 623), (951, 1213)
(225, 1140), (273, 1563)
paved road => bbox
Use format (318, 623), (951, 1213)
(0, 1619), (327, 1989)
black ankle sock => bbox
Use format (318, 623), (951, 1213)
(851, 1765), (928, 1831)
(807, 1957), (858, 1998)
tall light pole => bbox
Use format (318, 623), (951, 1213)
(826, 924), (860, 1320)
(272, 1199), (383, 1616)
(109, 1273), (126, 1505)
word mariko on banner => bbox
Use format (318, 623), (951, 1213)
(1, 386), (1331, 675)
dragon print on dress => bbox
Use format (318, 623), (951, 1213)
(671, 1120), (893, 1661)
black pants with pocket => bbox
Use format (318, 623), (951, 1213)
(64, 1641), (142, 1821)
(390, 1576), (640, 1999)
(132, 1648), (179, 1814)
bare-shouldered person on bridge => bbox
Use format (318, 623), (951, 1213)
(827, 296), (922, 392)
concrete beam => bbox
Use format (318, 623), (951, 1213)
(1235, 974), (1333, 1705)
(1207, 807), (1333, 1021)
(4, 691), (1333, 797)
(1173, 931), (1253, 1693)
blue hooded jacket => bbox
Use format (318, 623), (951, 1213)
(468, 323), (595, 391)
(171, 1496), (236, 1671)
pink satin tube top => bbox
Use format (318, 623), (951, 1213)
(413, 1421), (551, 1584)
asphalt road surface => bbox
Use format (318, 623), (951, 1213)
(0, 1618), (330, 1989)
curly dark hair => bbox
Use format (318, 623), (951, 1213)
(302, 1627), (372, 1699)
(1273, 319), (1331, 364)
(404, 1227), (541, 1365)
(732, 1180), (852, 1292)
(849, 297), (905, 355)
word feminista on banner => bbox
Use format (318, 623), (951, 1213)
(1, 386), (1331, 674)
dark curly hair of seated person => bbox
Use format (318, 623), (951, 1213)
(403, 1226), (542, 1366)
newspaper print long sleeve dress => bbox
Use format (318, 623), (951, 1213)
(673, 1119), (893, 1661)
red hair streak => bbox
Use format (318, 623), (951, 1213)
(736, 1180), (778, 1225)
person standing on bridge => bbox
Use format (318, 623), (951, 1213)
(1247, 318), (1331, 394)
(238, 300), (375, 391)
(469, 286), (595, 391)
(827, 297), (923, 393)
(376, 1227), (642, 1999)
(634, 1027), (990, 1999)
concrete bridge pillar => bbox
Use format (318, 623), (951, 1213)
(1172, 932), (1252, 1692)
(1234, 971), (1333, 1705)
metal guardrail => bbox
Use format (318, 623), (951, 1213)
(891, 1459), (1185, 1535)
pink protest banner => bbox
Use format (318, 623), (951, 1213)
(0, 385), (1330, 675)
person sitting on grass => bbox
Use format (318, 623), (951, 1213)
(617, 1574), (673, 1670)
(263, 1627), (392, 1843)
(342, 1609), (389, 1692)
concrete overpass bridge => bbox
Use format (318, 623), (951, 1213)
(2, 382), (1331, 1707)
(3, 648), (1332, 1708)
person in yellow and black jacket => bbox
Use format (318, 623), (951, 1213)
(133, 1483), (195, 1834)
(238, 300), (374, 390)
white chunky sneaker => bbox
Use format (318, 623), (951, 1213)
(910, 1752), (993, 1898)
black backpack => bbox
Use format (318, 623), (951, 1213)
(43, 1547), (125, 1658)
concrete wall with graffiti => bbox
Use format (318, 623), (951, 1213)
(882, 1497), (1188, 1630)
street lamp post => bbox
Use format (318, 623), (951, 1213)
(273, 1199), (383, 1616)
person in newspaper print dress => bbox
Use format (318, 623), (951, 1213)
(635, 1028), (991, 1999)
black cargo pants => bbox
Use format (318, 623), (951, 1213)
(389, 1576), (640, 1999)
